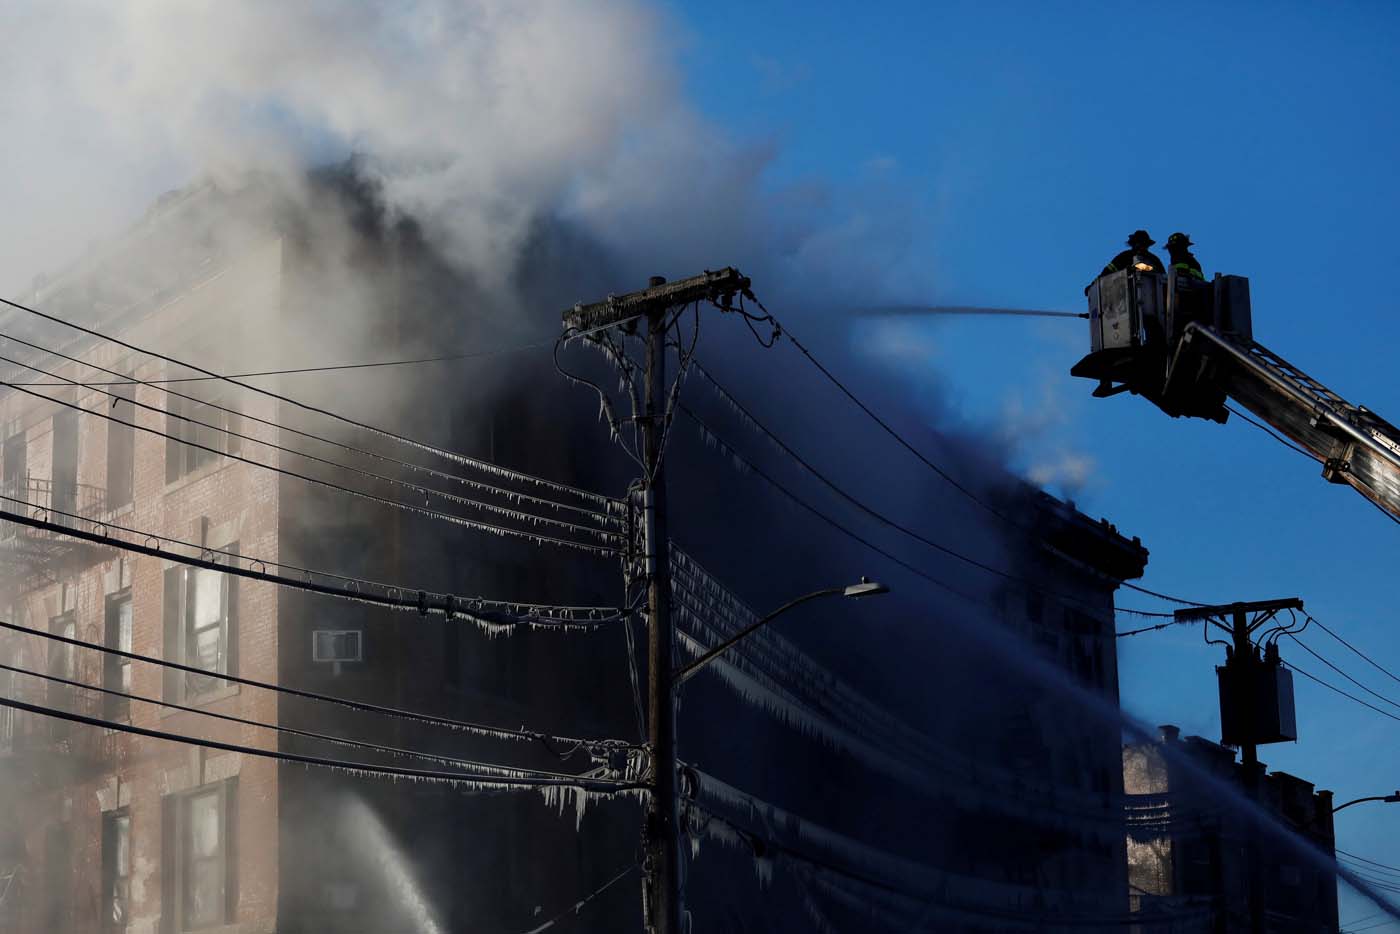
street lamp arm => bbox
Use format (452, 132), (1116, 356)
(1333, 792), (1400, 814)
(672, 587), (846, 689)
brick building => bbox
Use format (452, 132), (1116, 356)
(0, 173), (1159, 932)
(1124, 725), (1340, 933)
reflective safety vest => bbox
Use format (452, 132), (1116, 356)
(1173, 261), (1206, 280)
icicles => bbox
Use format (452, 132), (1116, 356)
(753, 854), (774, 889)
(669, 545), (1128, 833)
(539, 783), (590, 831)
(537, 784), (650, 832)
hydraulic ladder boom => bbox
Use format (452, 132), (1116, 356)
(1070, 266), (1400, 523)
(1176, 323), (1400, 521)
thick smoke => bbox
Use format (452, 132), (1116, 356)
(1, 1), (924, 305)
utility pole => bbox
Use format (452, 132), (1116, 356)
(562, 268), (750, 934)
(1174, 598), (1303, 934)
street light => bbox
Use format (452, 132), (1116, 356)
(1333, 792), (1400, 814)
(672, 577), (890, 689)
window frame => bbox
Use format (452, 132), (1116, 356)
(106, 390), (135, 510)
(103, 590), (133, 720)
(163, 544), (239, 705)
(48, 610), (76, 738)
(164, 779), (237, 932)
(101, 808), (131, 934)
(165, 393), (240, 484)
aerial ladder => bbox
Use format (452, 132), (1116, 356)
(1067, 266), (1400, 521)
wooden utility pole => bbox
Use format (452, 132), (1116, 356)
(1174, 597), (1303, 934)
(562, 268), (749, 934)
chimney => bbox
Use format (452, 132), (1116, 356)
(1158, 725), (1181, 743)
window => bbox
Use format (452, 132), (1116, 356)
(166, 394), (240, 482)
(104, 592), (133, 720)
(48, 612), (75, 738)
(163, 781), (236, 931)
(107, 393), (135, 509)
(102, 810), (131, 933)
(2, 432), (26, 502)
(52, 410), (79, 521)
(163, 550), (238, 702)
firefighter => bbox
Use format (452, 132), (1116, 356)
(1165, 232), (1205, 280)
(1101, 229), (1165, 276)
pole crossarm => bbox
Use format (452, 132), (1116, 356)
(1174, 598), (1304, 634)
(561, 268), (750, 332)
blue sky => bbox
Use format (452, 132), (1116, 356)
(668, 0), (1400, 921)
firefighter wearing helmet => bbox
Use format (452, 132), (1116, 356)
(1165, 232), (1205, 280)
(1101, 230), (1165, 277)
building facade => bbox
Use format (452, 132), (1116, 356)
(0, 174), (1158, 933)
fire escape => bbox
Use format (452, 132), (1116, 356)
(0, 476), (111, 596)
(0, 474), (117, 785)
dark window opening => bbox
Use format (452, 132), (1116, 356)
(52, 410), (79, 521)
(48, 611), (75, 738)
(107, 393), (135, 509)
(104, 591), (133, 720)
(102, 810), (131, 933)
(3, 433), (26, 503)
(166, 394), (240, 483)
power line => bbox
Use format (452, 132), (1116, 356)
(677, 402), (1173, 620)
(720, 293), (1205, 609)
(513, 863), (638, 934)
(1309, 614), (1400, 690)
(0, 378), (619, 556)
(0, 327), (619, 524)
(1225, 403), (1321, 462)
(688, 360), (1175, 618)
(1341, 850), (1400, 876)
(0, 616), (633, 755)
(0, 660), (610, 784)
(0, 292), (615, 508)
(1283, 658), (1400, 726)
(1285, 636), (1400, 713)
(0, 497), (628, 627)
(0, 349), (619, 545)
(0, 692), (640, 793)
(7, 338), (559, 386)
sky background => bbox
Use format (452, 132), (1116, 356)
(664, 0), (1400, 924)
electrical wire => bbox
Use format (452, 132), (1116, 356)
(0, 692), (640, 792)
(0, 328), (619, 524)
(512, 863), (638, 934)
(0, 292), (616, 508)
(0, 379), (619, 556)
(724, 293), (1206, 609)
(0, 660), (613, 784)
(0, 350), (619, 546)
(1283, 659), (1400, 726)
(1309, 615), (1400, 690)
(1284, 636), (1400, 713)
(1224, 403), (1321, 462)
(0, 496), (628, 626)
(6, 338), (560, 387)
(688, 802), (1208, 929)
(689, 359), (1174, 617)
(0, 617), (634, 755)
(678, 402), (1174, 620)
(1341, 850), (1400, 876)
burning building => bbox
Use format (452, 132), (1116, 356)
(0, 173), (1157, 933)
